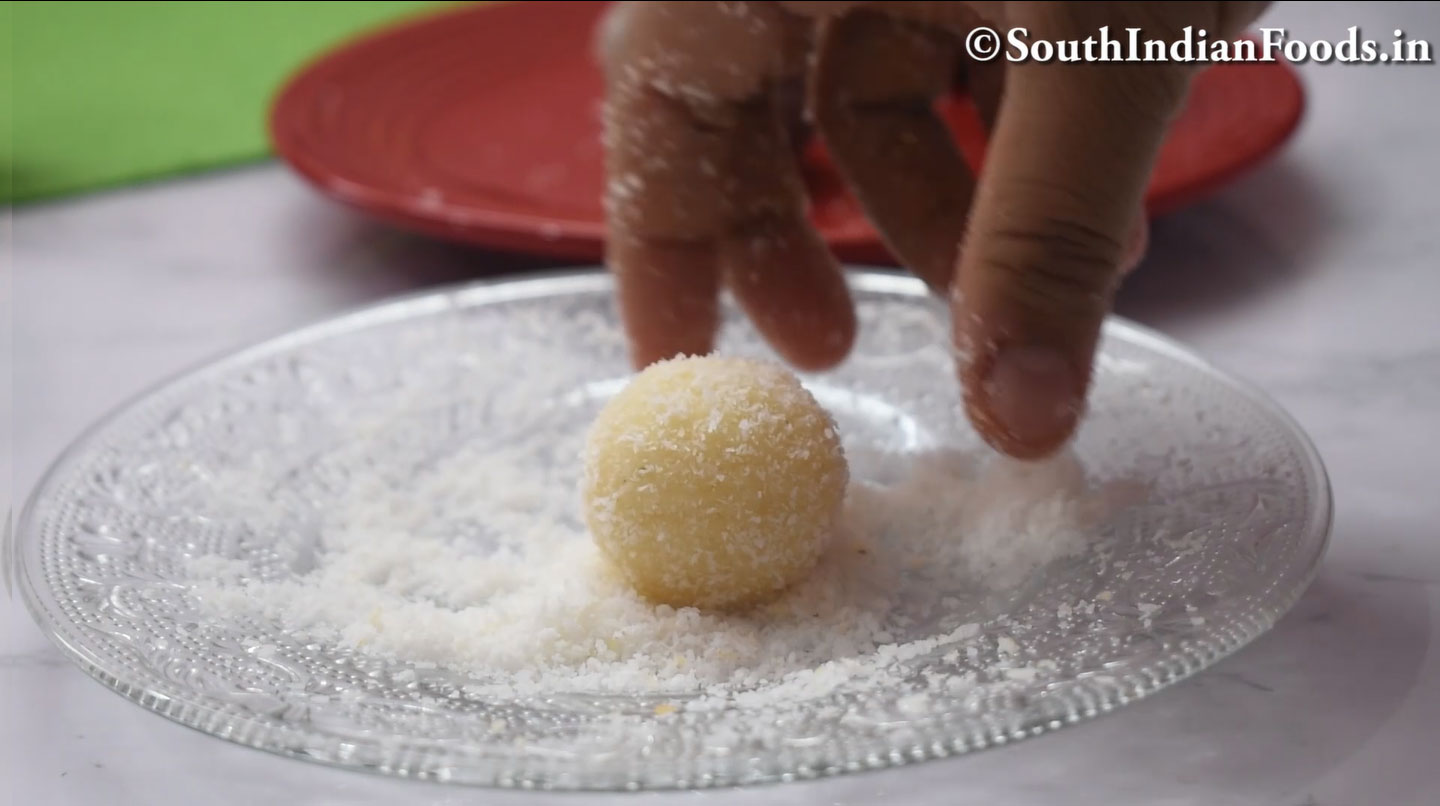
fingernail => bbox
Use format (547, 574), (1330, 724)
(984, 345), (1082, 454)
(1120, 215), (1150, 276)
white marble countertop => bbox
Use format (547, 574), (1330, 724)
(6, 3), (1439, 804)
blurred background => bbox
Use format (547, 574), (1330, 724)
(5, 1), (458, 204)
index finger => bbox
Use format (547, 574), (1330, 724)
(602, 1), (854, 371)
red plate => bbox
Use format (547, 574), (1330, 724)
(271, 0), (1306, 264)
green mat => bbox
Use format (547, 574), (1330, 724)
(4, 1), (467, 205)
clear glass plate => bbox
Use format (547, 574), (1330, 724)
(15, 270), (1331, 790)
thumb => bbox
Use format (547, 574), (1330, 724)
(954, 57), (1193, 459)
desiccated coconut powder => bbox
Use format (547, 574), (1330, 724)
(188, 410), (1126, 708)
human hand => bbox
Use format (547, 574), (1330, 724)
(598, 1), (1269, 459)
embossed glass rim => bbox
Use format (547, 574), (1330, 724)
(14, 268), (1334, 790)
